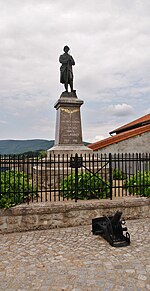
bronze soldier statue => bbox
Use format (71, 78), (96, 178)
(59, 46), (75, 92)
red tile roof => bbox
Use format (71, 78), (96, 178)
(109, 113), (150, 135)
(89, 124), (150, 151)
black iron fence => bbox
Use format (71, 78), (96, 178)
(0, 153), (150, 207)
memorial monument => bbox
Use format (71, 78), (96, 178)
(47, 46), (92, 157)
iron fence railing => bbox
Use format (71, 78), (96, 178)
(0, 153), (150, 206)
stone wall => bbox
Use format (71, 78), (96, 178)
(0, 197), (149, 234)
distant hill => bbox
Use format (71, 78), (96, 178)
(0, 139), (54, 155)
(0, 139), (90, 155)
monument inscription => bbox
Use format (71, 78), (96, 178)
(55, 103), (82, 145)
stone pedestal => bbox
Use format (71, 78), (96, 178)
(47, 91), (92, 157)
(34, 92), (92, 202)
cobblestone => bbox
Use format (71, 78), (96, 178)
(0, 218), (150, 291)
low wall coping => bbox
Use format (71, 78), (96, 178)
(0, 197), (149, 217)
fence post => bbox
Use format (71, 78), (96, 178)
(70, 153), (83, 202)
(75, 164), (78, 202)
(109, 153), (113, 200)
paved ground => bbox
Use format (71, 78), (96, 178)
(0, 218), (150, 291)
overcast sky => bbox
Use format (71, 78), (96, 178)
(0, 0), (150, 142)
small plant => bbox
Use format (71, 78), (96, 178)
(0, 170), (37, 209)
(124, 170), (150, 197)
(60, 171), (110, 200)
(113, 169), (126, 180)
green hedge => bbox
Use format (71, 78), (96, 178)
(113, 169), (127, 180)
(0, 170), (37, 209)
(124, 171), (150, 197)
(60, 172), (110, 200)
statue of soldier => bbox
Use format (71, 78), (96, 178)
(59, 46), (75, 92)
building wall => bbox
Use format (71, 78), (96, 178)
(96, 132), (150, 154)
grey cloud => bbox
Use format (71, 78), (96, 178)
(0, 120), (7, 124)
(107, 104), (134, 116)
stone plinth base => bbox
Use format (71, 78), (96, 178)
(47, 91), (93, 158)
(44, 91), (93, 195)
(47, 144), (92, 158)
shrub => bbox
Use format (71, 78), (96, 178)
(113, 169), (126, 180)
(124, 171), (150, 197)
(0, 170), (37, 209)
(60, 172), (110, 200)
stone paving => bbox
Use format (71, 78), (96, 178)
(0, 218), (150, 291)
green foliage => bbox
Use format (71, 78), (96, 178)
(113, 169), (126, 180)
(38, 150), (47, 158)
(18, 150), (47, 158)
(0, 170), (37, 209)
(124, 171), (150, 197)
(60, 172), (110, 200)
